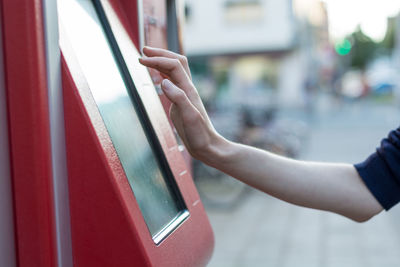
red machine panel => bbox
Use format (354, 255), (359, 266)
(1, 1), (58, 266)
(1, 0), (211, 265)
(60, 0), (213, 266)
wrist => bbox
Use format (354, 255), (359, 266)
(197, 133), (237, 168)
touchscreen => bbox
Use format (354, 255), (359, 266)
(59, 0), (186, 238)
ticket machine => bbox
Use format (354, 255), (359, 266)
(1, 0), (214, 266)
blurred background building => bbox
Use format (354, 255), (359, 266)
(184, 0), (331, 109)
(181, 0), (400, 266)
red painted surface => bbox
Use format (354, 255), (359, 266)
(1, 0), (58, 266)
(109, 0), (140, 48)
(62, 1), (213, 266)
(62, 56), (151, 266)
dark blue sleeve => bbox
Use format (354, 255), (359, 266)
(354, 127), (400, 210)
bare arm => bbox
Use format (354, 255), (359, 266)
(139, 46), (383, 222)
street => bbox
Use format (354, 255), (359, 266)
(204, 95), (400, 267)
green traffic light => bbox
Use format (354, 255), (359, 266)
(335, 39), (352, 55)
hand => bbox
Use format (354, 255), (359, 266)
(139, 46), (224, 161)
(139, 49), (383, 223)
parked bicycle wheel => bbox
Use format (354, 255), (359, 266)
(193, 160), (252, 210)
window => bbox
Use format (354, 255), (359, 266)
(224, 0), (264, 24)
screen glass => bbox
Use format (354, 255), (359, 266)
(59, 0), (187, 240)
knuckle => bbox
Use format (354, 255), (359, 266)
(193, 111), (202, 121)
(186, 111), (201, 124)
(167, 59), (181, 72)
(174, 89), (187, 103)
(179, 55), (188, 64)
(173, 58), (181, 68)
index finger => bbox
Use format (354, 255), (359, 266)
(139, 56), (193, 92)
(142, 46), (192, 79)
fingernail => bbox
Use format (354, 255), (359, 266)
(162, 79), (172, 91)
(142, 46), (150, 54)
(152, 75), (162, 84)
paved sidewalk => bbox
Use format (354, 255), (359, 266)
(205, 97), (400, 267)
(207, 191), (400, 267)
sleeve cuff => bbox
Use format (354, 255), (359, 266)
(355, 153), (400, 211)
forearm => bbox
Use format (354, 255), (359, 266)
(202, 138), (383, 222)
(138, 47), (383, 222)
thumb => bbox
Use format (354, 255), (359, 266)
(161, 79), (197, 116)
(161, 79), (205, 134)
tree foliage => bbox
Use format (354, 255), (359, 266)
(345, 17), (398, 70)
(348, 27), (377, 70)
(381, 17), (396, 51)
